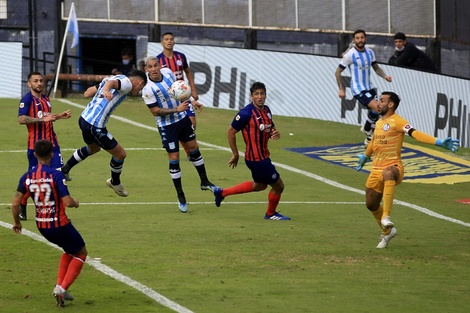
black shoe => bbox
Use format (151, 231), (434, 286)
(200, 181), (217, 193)
(19, 204), (27, 221)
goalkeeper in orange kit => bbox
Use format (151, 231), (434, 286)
(355, 91), (459, 249)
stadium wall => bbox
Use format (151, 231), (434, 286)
(0, 42), (22, 98)
(148, 43), (470, 148)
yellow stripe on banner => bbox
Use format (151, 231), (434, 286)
(402, 142), (470, 184)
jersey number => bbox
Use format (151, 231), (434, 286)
(29, 183), (56, 207)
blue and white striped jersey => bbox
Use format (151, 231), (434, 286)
(141, 68), (187, 127)
(81, 75), (132, 128)
(339, 47), (376, 96)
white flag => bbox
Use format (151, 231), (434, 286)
(68, 3), (79, 48)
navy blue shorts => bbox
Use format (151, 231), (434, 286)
(245, 158), (280, 185)
(28, 145), (63, 170)
(354, 89), (377, 108)
(158, 115), (195, 153)
(79, 116), (118, 150)
(186, 103), (195, 117)
(39, 223), (85, 255)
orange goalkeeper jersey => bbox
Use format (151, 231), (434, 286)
(367, 113), (410, 171)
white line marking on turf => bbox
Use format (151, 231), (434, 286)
(0, 147), (219, 153)
(0, 220), (194, 313)
(0, 201), (364, 206)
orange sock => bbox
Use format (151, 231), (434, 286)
(382, 180), (396, 218)
(266, 190), (281, 216)
(371, 205), (384, 230)
(222, 181), (254, 197)
(57, 253), (73, 286)
(60, 255), (86, 290)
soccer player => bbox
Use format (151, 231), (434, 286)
(18, 71), (72, 220)
(356, 91), (459, 248)
(335, 29), (392, 146)
(157, 32), (203, 157)
(11, 140), (86, 307)
(142, 56), (216, 213)
(60, 70), (147, 197)
(213, 82), (290, 221)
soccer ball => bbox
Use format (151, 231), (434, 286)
(169, 80), (191, 101)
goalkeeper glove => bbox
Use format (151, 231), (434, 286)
(436, 137), (460, 153)
(356, 154), (370, 171)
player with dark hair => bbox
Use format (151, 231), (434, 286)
(356, 91), (459, 248)
(18, 71), (72, 220)
(157, 32), (203, 157)
(213, 82), (290, 220)
(142, 56), (216, 213)
(335, 29), (392, 146)
(11, 140), (86, 307)
(60, 70), (147, 197)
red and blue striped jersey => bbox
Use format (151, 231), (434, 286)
(231, 103), (275, 162)
(156, 51), (188, 81)
(17, 164), (71, 229)
(18, 92), (59, 149)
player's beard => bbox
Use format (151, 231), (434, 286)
(355, 41), (365, 49)
(32, 86), (43, 94)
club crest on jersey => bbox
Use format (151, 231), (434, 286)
(176, 60), (183, 66)
(38, 111), (43, 118)
(383, 123), (390, 131)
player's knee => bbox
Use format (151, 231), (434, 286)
(253, 183), (268, 191)
(113, 149), (126, 160)
(366, 203), (379, 212)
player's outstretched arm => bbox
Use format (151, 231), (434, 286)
(410, 130), (460, 153)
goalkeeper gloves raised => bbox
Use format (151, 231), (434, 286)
(435, 137), (460, 153)
(356, 154), (370, 171)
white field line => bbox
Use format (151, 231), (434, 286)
(2, 99), (469, 312)
(0, 201), (364, 206)
(0, 220), (194, 313)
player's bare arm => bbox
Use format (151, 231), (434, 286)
(372, 63), (392, 82)
(270, 128), (280, 140)
(192, 100), (204, 112)
(184, 67), (199, 100)
(62, 195), (79, 208)
(149, 101), (189, 117)
(19, 114), (56, 124)
(83, 85), (98, 98)
(227, 126), (239, 169)
(335, 67), (346, 99)
(102, 80), (119, 100)
(55, 109), (72, 120)
(11, 191), (24, 233)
